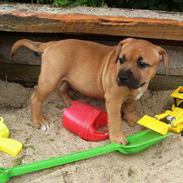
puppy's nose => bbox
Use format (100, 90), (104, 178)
(118, 70), (132, 82)
(118, 74), (128, 82)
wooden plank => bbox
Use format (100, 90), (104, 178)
(0, 63), (182, 90)
(0, 4), (183, 41)
(150, 75), (183, 91)
(0, 63), (40, 87)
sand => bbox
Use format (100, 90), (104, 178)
(0, 80), (183, 183)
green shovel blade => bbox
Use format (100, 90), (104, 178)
(116, 129), (171, 154)
(0, 130), (170, 183)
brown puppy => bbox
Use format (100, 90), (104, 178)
(11, 38), (170, 144)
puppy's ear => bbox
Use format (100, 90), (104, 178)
(115, 38), (135, 62)
(157, 47), (170, 76)
(115, 42), (122, 62)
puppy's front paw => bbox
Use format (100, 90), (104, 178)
(124, 113), (139, 127)
(110, 132), (128, 145)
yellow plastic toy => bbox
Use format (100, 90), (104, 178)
(0, 117), (22, 157)
(138, 86), (183, 135)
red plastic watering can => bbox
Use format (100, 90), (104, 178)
(63, 101), (109, 141)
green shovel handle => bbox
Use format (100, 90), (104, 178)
(5, 143), (119, 180)
(0, 129), (169, 183)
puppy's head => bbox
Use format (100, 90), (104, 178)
(115, 38), (170, 89)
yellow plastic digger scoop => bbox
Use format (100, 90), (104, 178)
(138, 115), (170, 135)
(0, 117), (22, 157)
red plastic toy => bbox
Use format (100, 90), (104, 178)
(63, 101), (109, 141)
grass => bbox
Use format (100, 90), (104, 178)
(0, 0), (182, 12)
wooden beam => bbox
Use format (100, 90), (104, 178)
(150, 75), (183, 91)
(0, 4), (183, 41)
(0, 63), (40, 87)
(0, 63), (182, 90)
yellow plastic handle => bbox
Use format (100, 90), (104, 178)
(0, 137), (23, 157)
(0, 117), (9, 138)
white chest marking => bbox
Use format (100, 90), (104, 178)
(135, 88), (144, 100)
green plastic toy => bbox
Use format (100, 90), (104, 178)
(0, 130), (170, 183)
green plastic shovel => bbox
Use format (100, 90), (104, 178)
(0, 130), (170, 183)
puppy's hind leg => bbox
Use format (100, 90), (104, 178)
(31, 71), (62, 131)
(57, 81), (72, 107)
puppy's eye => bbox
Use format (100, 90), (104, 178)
(137, 57), (149, 69)
(118, 55), (126, 64)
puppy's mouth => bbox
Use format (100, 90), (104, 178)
(117, 70), (145, 89)
(117, 78), (145, 89)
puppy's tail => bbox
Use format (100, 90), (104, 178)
(11, 39), (55, 57)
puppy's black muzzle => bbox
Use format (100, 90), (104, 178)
(117, 70), (144, 89)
